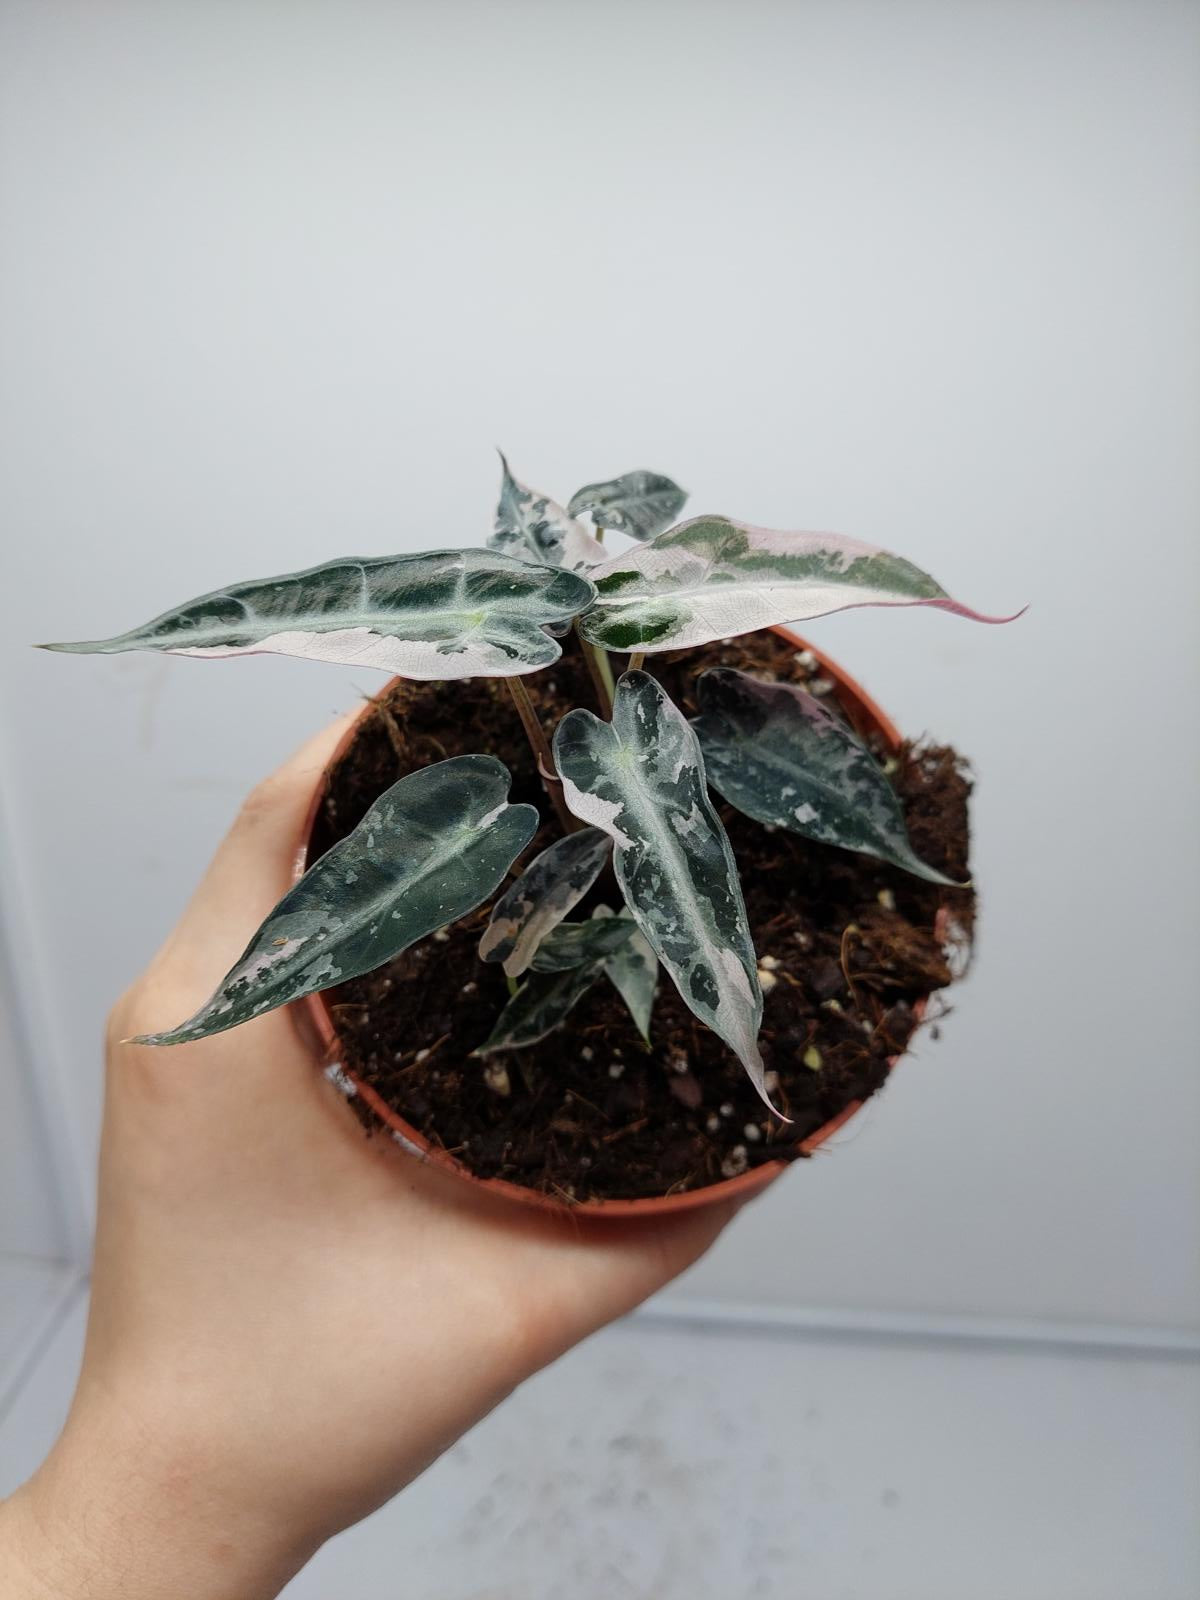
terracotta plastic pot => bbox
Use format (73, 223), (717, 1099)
(296, 627), (921, 1219)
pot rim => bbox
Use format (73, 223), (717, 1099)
(295, 626), (920, 1218)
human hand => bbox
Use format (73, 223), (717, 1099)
(1, 716), (736, 1600)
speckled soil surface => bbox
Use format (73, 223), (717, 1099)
(308, 630), (974, 1203)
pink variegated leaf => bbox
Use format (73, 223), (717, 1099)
(579, 516), (1021, 652)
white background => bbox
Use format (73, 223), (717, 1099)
(3, 0), (1198, 1338)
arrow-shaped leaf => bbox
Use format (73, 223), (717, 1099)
(529, 915), (635, 973)
(41, 550), (595, 681)
(489, 453), (606, 572)
(554, 670), (774, 1111)
(134, 756), (538, 1046)
(478, 826), (612, 977)
(475, 963), (604, 1055)
(692, 668), (963, 885)
(578, 515), (1020, 653)
(567, 471), (688, 542)
(593, 905), (658, 1044)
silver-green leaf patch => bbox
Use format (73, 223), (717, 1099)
(133, 756), (538, 1046)
(692, 668), (963, 885)
(567, 471), (687, 543)
(41, 550), (596, 681)
(579, 516), (1020, 653)
(554, 670), (775, 1112)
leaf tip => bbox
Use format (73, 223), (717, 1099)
(758, 1075), (792, 1124)
(911, 857), (971, 890)
(933, 598), (1028, 626)
(753, 1081), (792, 1125)
(37, 636), (127, 656)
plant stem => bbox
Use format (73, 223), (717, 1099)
(628, 651), (646, 674)
(575, 624), (615, 717)
(505, 677), (578, 835)
(594, 641), (617, 702)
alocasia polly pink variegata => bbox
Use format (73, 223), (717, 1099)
(42, 455), (1016, 1111)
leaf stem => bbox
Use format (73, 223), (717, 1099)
(575, 624), (615, 718)
(505, 677), (578, 835)
(628, 651), (646, 674)
(594, 642), (617, 702)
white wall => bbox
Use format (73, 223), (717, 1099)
(1, 0), (1197, 1329)
(0, 993), (65, 1260)
(0, 773), (79, 1261)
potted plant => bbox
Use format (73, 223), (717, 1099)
(42, 457), (1016, 1214)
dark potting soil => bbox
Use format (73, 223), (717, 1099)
(308, 630), (975, 1203)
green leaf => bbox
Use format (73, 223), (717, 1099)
(475, 963), (604, 1055)
(40, 550), (595, 681)
(592, 906), (658, 1043)
(489, 452), (606, 572)
(578, 515), (1020, 653)
(134, 757), (538, 1046)
(478, 826), (612, 977)
(692, 668), (963, 885)
(554, 670), (774, 1111)
(529, 916), (635, 973)
(567, 471), (687, 542)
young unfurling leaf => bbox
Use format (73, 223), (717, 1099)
(474, 963), (605, 1055)
(528, 916), (635, 973)
(133, 757), (538, 1046)
(489, 453), (606, 572)
(692, 667), (963, 885)
(592, 905), (658, 1044)
(567, 471), (687, 543)
(475, 914), (642, 1055)
(478, 826), (612, 977)
(578, 516), (1020, 653)
(42, 550), (596, 681)
(554, 670), (776, 1113)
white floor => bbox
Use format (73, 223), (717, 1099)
(2, 1276), (1197, 1600)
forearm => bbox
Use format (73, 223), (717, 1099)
(0, 1412), (317, 1600)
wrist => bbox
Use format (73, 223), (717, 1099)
(1, 1400), (318, 1600)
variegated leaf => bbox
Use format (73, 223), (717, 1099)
(554, 670), (775, 1111)
(693, 668), (962, 885)
(567, 471), (687, 542)
(133, 757), (538, 1046)
(529, 916), (635, 973)
(489, 453), (606, 572)
(40, 550), (595, 681)
(474, 963), (604, 1055)
(478, 826), (612, 977)
(578, 516), (1019, 653)
(593, 905), (658, 1043)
